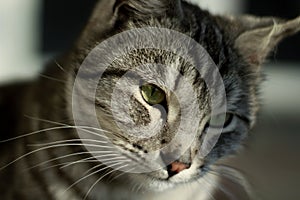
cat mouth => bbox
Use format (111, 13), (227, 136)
(140, 167), (204, 192)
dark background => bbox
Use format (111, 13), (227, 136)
(41, 0), (300, 62)
(246, 0), (300, 61)
(41, 0), (97, 53)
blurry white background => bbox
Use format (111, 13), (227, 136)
(189, 0), (245, 14)
(0, 0), (41, 84)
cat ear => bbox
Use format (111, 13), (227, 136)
(228, 16), (300, 65)
(113, 0), (184, 19)
(77, 0), (184, 48)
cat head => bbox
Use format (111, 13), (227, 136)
(69, 0), (300, 191)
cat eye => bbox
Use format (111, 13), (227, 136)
(141, 84), (166, 105)
(207, 113), (233, 129)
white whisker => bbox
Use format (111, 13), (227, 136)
(39, 74), (67, 83)
(29, 152), (121, 170)
(64, 161), (127, 194)
(0, 143), (117, 171)
(26, 117), (114, 136)
(39, 160), (97, 171)
(27, 151), (94, 170)
(203, 175), (237, 200)
(0, 125), (110, 143)
(29, 143), (115, 150)
(83, 164), (130, 200)
(60, 156), (128, 169)
(199, 178), (217, 200)
(206, 166), (254, 199)
(107, 165), (137, 184)
(83, 163), (104, 176)
(54, 60), (68, 74)
(29, 138), (108, 147)
(41, 157), (127, 172)
(206, 167), (247, 189)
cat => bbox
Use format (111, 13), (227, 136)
(0, 0), (299, 199)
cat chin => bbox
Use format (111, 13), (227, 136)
(126, 168), (204, 192)
(135, 173), (219, 200)
(123, 161), (205, 192)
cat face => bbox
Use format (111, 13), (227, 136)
(68, 0), (300, 191)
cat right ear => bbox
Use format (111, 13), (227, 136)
(236, 16), (300, 66)
(219, 15), (300, 66)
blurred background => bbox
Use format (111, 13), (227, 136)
(0, 0), (299, 199)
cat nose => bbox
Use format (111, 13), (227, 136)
(160, 150), (192, 177)
(167, 161), (191, 177)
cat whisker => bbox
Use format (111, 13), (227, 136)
(25, 115), (112, 134)
(40, 160), (100, 171)
(207, 164), (250, 187)
(206, 165), (254, 198)
(83, 163), (130, 200)
(64, 161), (128, 195)
(130, 172), (149, 193)
(241, 72), (263, 78)
(135, 176), (147, 193)
(126, 156), (156, 173)
(24, 116), (129, 143)
(130, 179), (140, 193)
(93, 160), (135, 183)
(212, 163), (246, 176)
(107, 165), (137, 184)
(60, 156), (128, 169)
(39, 74), (67, 83)
(27, 151), (120, 170)
(28, 138), (109, 147)
(25, 116), (73, 126)
(0, 125), (110, 143)
(26, 151), (95, 170)
(198, 178), (217, 200)
(41, 158), (127, 172)
(82, 156), (130, 176)
(183, 180), (198, 200)
(0, 143), (117, 171)
(82, 158), (129, 176)
(202, 175), (238, 200)
(205, 170), (240, 186)
(54, 60), (70, 75)
(82, 163), (104, 176)
(30, 143), (116, 150)
(0, 126), (73, 143)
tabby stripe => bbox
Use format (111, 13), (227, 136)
(50, 152), (91, 199)
(24, 144), (56, 200)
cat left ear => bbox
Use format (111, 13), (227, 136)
(234, 16), (300, 66)
(113, 0), (184, 20)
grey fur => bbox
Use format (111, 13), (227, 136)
(0, 0), (299, 199)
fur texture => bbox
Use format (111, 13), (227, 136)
(0, 0), (299, 199)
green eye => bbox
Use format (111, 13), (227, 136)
(209, 113), (233, 128)
(141, 84), (165, 105)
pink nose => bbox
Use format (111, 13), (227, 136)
(169, 161), (190, 174)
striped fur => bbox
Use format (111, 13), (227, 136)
(0, 0), (299, 199)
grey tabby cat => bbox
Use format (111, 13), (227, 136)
(0, 0), (299, 199)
